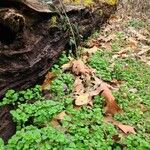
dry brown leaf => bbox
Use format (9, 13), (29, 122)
(82, 53), (90, 63)
(117, 49), (128, 55)
(112, 47), (133, 60)
(91, 79), (121, 115)
(98, 34), (115, 43)
(101, 83), (122, 115)
(61, 61), (73, 71)
(51, 111), (67, 130)
(42, 72), (56, 90)
(117, 124), (136, 134)
(93, 76), (102, 85)
(72, 59), (92, 75)
(139, 55), (150, 66)
(83, 46), (99, 54)
(101, 43), (112, 51)
(103, 25), (113, 33)
(74, 105), (81, 110)
(90, 76), (103, 96)
(147, 61), (150, 66)
(74, 77), (85, 94)
(109, 15), (122, 23)
(90, 75), (121, 115)
(85, 73), (93, 87)
(75, 93), (91, 106)
(86, 39), (100, 48)
(55, 111), (66, 120)
(71, 60), (121, 114)
(50, 118), (67, 132)
(137, 46), (150, 56)
(105, 117), (136, 134)
(129, 27), (148, 42)
(128, 37), (138, 49)
(90, 86), (103, 97)
(112, 120), (136, 134)
(106, 79), (123, 89)
(88, 100), (93, 107)
(50, 119), (60, 127)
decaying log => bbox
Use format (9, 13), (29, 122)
(0, 0), (117, 98)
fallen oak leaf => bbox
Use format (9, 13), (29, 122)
(104, 99), (122, 115)
(42, 72), (56, 91)
(55, 111), (66, 121)
(50, 118), (67, 132)
(72, 59), (92, 75)
(75, 93), (91, 106)
(112, 47), (132, 61)
(90, 85), (103, 97)
(104, 117), (136, 134)
(128, 37), (138, 50)
(117, 48), (129, 55)
(74, 77), (85, 94)
(109, 15), (122, 23)
(61, 60), (73, 71)
(129, 27), (149, 44)
(90, 77), (121, 115)
(101, 42), (112, 51)
(137, 46), (150, 56)
(50, 119), (60, 128)
(116, 124), (136, 134)
(98, 34), (116, 43)
(71, 61), (121, 113)
(101, 83), (122, 115)
(86, 39), (100, 48)
(81, 52), (90, 63)
(83, 46), (99, 55)
(74, 105), (81, 110)
(88, 100), (93, 107)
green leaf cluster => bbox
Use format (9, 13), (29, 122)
(0, 85), (42, 106)
(11, 100), (64, 128)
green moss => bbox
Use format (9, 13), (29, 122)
(105, 0), (118, 5)
(63, 0), (94, 6)
(49, 16), (58, 27)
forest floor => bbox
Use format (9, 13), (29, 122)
(0, 3), (150, 150)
